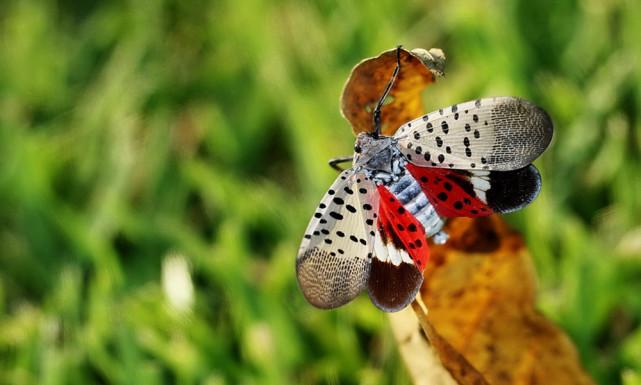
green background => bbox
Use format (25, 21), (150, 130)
(1, 0), (641, 384)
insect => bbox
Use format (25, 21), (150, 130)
(296, 47), (553, 312)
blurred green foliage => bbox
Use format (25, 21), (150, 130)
(1, 0), (641, 384)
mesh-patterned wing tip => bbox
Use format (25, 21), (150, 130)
(296, 171), (379, 310)
(487, 97), (554, 168)
(396, 96), (554, 171)
(296, 247), (370, 309)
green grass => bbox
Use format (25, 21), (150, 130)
(1, 0), (641, 384)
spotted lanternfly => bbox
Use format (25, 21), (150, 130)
(296, 47), (553, 312)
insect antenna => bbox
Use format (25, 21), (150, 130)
(372, 45), (402, 138)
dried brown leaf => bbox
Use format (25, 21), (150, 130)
(422, 217), (596, 385)
(340, 47), (445, 136)
(341, 47), (596, 385)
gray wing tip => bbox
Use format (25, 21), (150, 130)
(495, 96), (554, 147)
(518, 97), (554, 144)
(296, 247), (369, 309)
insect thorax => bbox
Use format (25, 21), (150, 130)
(352, 133), (405, 185)
(352, 133), (448, 243)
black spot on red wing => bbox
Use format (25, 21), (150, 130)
(406, 164), (494, 218)
(445, 173), (476, 198)
(384, 222), (405, 250)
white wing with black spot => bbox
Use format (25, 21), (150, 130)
(394, 97), (553, 171)
(296, 170), (379, 309)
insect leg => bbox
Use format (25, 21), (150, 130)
(373, 45), (402, 138)
(328, 156), (354, 171)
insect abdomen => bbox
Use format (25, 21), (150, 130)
(387, 173), (445, 237)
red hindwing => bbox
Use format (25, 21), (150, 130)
(376, 185), (430, 271)
(406, 164), (492, 218)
